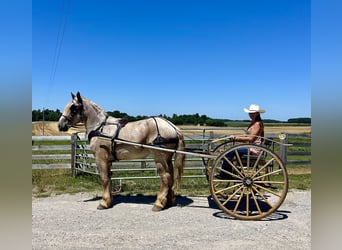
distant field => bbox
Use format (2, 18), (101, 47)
(32, 121), (311, 136)
(32, 121), (83, 136)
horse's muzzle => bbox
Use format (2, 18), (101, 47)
(58, 117), (69, 131)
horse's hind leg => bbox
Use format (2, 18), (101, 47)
(166, 160), (176, 206)
(153, 158), (174, 211)
(153, 167), (170, 211)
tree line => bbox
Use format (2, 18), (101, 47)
(32, 109), (62, 122)
(32, 109), (311, 125)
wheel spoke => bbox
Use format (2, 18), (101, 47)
(251, 188), (262, 214)
(254, 183), (283, 198)
(254, 180), (285, 185)
(253, 168), (283, 181)
(251, 152), (264, 172)
(251, 185), (274, 208)
(234, 149), (244, 169)
(222, 155), (245, 178)
(246, 192), (250, 217)
(222, 186), (244, 206)
(232, 188), (245, 213)
(214, 183), (241, 195)
(252, 158), (274, 178)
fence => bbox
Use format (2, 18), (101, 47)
(32, 136), (71, 169)
(32, 128), (311, 182)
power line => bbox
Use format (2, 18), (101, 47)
(44, 0), (71, 109)
(49, 0), (71, 84)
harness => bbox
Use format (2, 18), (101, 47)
(87, 117), (128, 161)
(87, 117), (178, 161)
(151, 117), (179, 145)
(87, 115), (110, 139)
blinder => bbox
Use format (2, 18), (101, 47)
(63, 103), (84, 123)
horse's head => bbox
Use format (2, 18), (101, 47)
(58, 92), (84, 131)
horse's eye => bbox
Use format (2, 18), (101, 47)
(70, 106), (78, 113)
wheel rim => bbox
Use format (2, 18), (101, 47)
(209, 144), (288, 220)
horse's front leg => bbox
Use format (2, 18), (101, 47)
(95, 154), (113, 210)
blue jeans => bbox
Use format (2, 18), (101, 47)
(220, 148), (248, 177)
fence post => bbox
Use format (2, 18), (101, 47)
(71, 133), (77, 177)
(279, 133), (288, 166)
(202, 129), (206, 150)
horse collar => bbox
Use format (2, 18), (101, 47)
(87, 116), (109, 142)
(87, 117), (128, 146)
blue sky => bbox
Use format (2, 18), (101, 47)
(32, 0), (310, 121)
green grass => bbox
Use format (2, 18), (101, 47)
(32, 140), (71, 146)
(32, 150), (71, 155)
(288, 174), (311, 190)
(32, 169), (101, 197)
(32, 168), (311, 198)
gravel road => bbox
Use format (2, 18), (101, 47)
(32, 190), (311, 249)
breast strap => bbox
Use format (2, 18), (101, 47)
(87, 117), (128, 161)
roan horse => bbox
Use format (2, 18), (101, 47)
(58, 92), (185, 211)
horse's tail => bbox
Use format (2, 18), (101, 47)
(173, 128), (185, 190)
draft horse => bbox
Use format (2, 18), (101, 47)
(58, 92), (185, 211)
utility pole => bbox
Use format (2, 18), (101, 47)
(42, 107), (45, 136)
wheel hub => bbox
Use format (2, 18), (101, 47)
(243, 177), (253, 187)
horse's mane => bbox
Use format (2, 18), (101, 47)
(83, 97), (108, 116)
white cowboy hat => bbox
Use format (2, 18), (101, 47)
(243, 104), (266, 113)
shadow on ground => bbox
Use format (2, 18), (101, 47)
(82, 194), (291, 221)
(83, 194), (194, 210)
(207, 195), (291, 221)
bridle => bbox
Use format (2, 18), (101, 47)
(62, 103), (84, 124)
(61, 114), (72, 122)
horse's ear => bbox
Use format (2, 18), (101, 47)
(76, 91), (83, 105)
(71, 92), (75, 99)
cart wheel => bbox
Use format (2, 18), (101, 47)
(205, 140), (234, 180)
(208, 144), (288, 220)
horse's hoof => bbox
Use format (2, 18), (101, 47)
(152, 205), (163, 212)
(97, 204), (107, 210)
